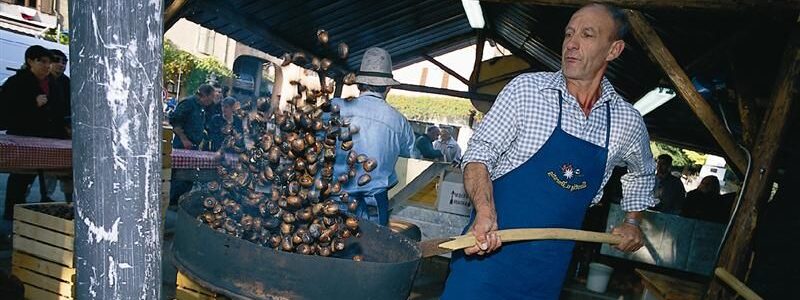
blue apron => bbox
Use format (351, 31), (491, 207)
(442, 92), (611, 299)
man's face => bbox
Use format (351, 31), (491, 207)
(50, 56), (67, 77)
(440, 130), (451, 141)
(27, 57), (52, 79)
(429, 128), (440, 140)
(223, 102), (240, 119)
(562, 5), (624, 81)
(199, 93), (214, 107)
(214, 88), (223, 103)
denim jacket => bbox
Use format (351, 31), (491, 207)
(331, 92), (415, 195)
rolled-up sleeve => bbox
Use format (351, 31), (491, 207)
(618, 117), (657, 212)
(461, 77), (520, 175)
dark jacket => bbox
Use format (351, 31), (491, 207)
(49, 73), (71, 131)
(415, 134), (443, 160)
(0, 69), (67, 138)
(169, 95), (210, 149)
(207, 113), (244, 151)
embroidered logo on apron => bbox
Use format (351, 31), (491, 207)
(547, 163), (588, 191)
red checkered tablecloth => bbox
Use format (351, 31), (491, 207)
(170, 148), (221, 170)
(0, 134), (72, 170)
(0, 133), (223, 171)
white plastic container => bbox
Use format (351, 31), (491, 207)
(586, 262), (614, 293)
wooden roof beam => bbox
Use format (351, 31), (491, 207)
(708, 21), (800, 300)
(421, 53), (471, 86)
(393, 83), (496, 102)
(626, 10), (748, 173)
(192, 0), (350, 75)
(470, 30), (486, 90)
(164, 0), (190, 33)
(481, 0), (800, 11)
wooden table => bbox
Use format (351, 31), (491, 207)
(636, 269), (706, 300)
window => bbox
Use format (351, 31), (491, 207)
(15, 0), (37, 8)
(197, 27), (215, 55)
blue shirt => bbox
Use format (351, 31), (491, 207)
(332, 92), (415, 195)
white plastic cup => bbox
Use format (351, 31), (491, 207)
(586, 262), (614, 293)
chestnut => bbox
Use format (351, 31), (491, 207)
(363, 158), (377, 172)
(357, 174), (372, 186)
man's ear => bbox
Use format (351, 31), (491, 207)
(606, 40), (625, 61)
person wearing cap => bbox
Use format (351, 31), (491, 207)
(0, 45), (61, 220)
(331, 47), (415, 226)
(433, 126), (462, 163)
(41, 49), (74, 203)
(441, 4), (655, 299)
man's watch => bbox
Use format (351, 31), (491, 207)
(623, 218), (641, 227)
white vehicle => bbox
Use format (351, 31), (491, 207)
(0, 29), (68, 83)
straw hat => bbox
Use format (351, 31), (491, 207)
(355, 47), (400, 86)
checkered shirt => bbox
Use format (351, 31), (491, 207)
(462, 71), (657, 212)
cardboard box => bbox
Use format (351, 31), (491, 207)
(436, 170), (472, 216)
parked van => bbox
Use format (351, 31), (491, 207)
(0, 29), (68, 83)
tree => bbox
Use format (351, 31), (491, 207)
(163, 40), (195, 95)
(163, 39), (233, 97)
(184, 56), (233, 96)
(650, 141), (707, 167)
(42, 28), (69, 45)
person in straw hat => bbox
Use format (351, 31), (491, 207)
(331, 47), (415, 226)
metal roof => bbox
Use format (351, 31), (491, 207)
(168, 0), (798, 154)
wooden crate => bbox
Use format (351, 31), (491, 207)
(12, 203), (76, 300)
(163, 126), (174, 168)
(175, 271), (228, 300)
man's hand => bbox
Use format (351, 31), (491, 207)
(611, 223), (643, 252)
(36, 94), (48, 107)
(464, 209), (501, 256)
(461, 162), (501, 256)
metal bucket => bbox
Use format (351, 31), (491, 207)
(171, 193), (422, 299)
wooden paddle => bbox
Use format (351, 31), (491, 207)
(419, 228), (623, 258)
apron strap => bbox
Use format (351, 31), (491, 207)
(557, 90), (612, 149)
(557, 91), (564, 129)
(604, 102), (611, 149)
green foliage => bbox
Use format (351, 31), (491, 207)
(184, 56), (233, 95)
(386, 94), (482, 123)
(42, 28), (69, 45)
(650, 141), (707, 167)
(163, 39), (233, 96)
(163, 40), (195, 89)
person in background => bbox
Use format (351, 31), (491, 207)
(680, 175), (731, 223)
(433, 126), (462, 163)
(208, 97), (244, 152)
(0, 45), (61, 220)
(168, 84), (216, 205)
(42, 49), (74, 203)
(653, 154), (686, 214)
(203, 82), (225, 143)
(415, 125), (444, 160)
(330, 47), (415, 225)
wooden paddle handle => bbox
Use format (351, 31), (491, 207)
(714, 268), (763, 300)
(438, 228), (623, 250)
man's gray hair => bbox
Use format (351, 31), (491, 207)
(586, 2), (630, 40)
